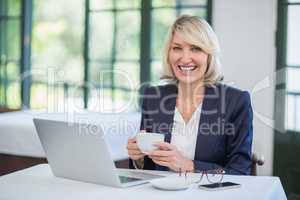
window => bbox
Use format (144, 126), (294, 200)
(0, 0), (212, 112)
(274, 1), (300, 196)
(30, 0), (84, 111)
(87, 0), (141, 112)
(0, 0), (22, 108)
(283, 0), (300, 131)
(86, 0), (211, 112)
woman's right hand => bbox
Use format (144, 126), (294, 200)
(127, 137), (145, 161)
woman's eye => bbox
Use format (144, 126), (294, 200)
(191, 47), (202, 52)
(172, 46), (181, 51)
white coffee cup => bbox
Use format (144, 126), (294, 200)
(136, 132), (165, 153)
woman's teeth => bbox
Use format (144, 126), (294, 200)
(178, 65), (197, 72)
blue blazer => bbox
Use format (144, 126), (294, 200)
(130, 83), (253, 175)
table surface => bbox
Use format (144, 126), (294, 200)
(0, 164), (287, 200)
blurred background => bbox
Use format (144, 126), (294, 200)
(0, 0), (211, 112)
(0, 0), (299, 198)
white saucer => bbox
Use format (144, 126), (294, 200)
(150, 177), (197, 191)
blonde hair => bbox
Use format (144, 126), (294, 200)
(161, 15), (223, 86)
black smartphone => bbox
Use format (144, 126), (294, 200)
(198, 182), (241, 191)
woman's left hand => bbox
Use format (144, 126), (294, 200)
(148, 142), (194, 172)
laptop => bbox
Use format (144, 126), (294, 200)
(33, 118), (163, 187)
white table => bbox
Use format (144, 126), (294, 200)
(0, 164), (286, 200)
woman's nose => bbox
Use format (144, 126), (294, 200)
(180, 50), (192, 63)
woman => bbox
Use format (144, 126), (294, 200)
(127, 15), (253, 175)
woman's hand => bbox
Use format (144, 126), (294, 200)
(127, 137), (145, 161)
(148, 142), (194, 172)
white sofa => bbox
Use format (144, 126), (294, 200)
(0, 110), (141, 161)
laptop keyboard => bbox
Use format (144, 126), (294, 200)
(118, 170), (164, 181)
(118, 176), (142, 184)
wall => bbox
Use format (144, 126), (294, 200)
(213, 0), (277, 175)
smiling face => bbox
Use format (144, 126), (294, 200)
(168, 31), (209, 86)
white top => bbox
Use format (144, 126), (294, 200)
(171, 104), (202, 160)
(0, 164), (287, 200)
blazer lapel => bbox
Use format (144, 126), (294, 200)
(194, 85), (220, 161)
(161, 84), (177, 143)
(154, 84), (177, 171)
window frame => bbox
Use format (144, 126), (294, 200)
(0, 0), (28, 109)
(83, 0), (213, 109)
(0, 0), (213, 110)
(274, 0), (300, 133)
